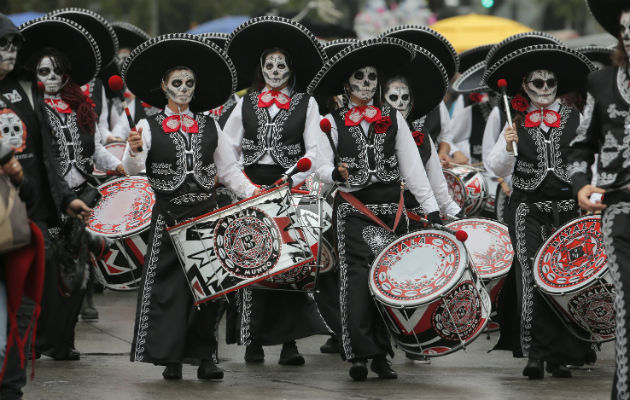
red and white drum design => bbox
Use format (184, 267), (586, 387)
(443, 166), (487, 216)
(370, 230), (491, 357)
(90, 231), (148, 291)
(86, 176), (155, 238)
(534, 215), (614, 342)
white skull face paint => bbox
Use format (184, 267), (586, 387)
(384, 79), (411, 117)
(522, 69), (557, 107)
(37, 56), (64, 94)
(348, 66), (378, 102)
(0, 112), (24, 150)
(163, 69), (195, 106)
(620, 11), (630, 61)
(262, 51), (291, 89)
(0, 34), (19, 76)
(116, 48), (131, 69)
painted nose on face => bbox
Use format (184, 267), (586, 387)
(363, 80), (371, 87)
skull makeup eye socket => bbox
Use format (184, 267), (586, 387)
(353, 71), (364, 80)
(185, 79), (195, 88)
(13, 126), (20, 132)
(528, 78), (557, 89)
(171, 79), (182, 88)
(37, 67), (50, 76)
(265, 63), (274, 70)
(0, 36), (20, 49)
(277, 63), (286, 70)
(401, 94), (410, 101)
(388, 94), (399, 102)
(3, 127), (9, 133)
(367, 72), (377, 81)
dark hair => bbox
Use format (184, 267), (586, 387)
(613, 8), (630, 68)
(249, 47), (296, 93)
(29, 47), (97, 134)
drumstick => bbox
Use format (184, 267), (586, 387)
(497, 79), (518, 157)
(108, 75), (143, 152)
(416, 216), (468, 242)
(320, 118), (349, 189)
(273, 157), (312, 187)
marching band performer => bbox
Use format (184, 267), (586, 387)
(484, 42), (595, 379)
(222, 16), (330, 365)
(568, 1), (630, 397)
(121, 33), (258, 380)
(310, 37), (441, 381)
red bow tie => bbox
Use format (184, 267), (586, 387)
(141, 101), (153, 108)
(45, 98), (72, 114)
(210, 105), (224, 116)
(162, 114), (199, 133)
(257, 90), (291, 110)
(525, 109), (561, 128)
(344, 105), (382, 126)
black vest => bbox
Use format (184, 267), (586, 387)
(512, 104), (577, 193)
(241, 90), (308, 168)
(469, 101), (493, 163)
(211, 95), (238, 129)
(414, 106), (442, 143)
(333, 104), (400, 186)
(146, 112), (217, 195)
(411, 118), (433, 166)
(45, 105), (96, 179)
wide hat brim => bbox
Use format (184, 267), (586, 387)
(122, 34), (236, 112)
(48, 8), (119, 69)
(198, 32), (229, 49)
(323, 39), (357, 59)
(386, 45), (449, 117)
(484, 44), (595, 96)
(576, 45), (614, 68)
(452, 61), (489, 94)
(458, 44), (494, 73)
(587, 0), (629, 37)
(112, 22), (150, 50)
(18, 17), (101, 86)
(381, 25), (458, 80)
(226, 16), (326, 91)
(307, 37), (414, 97)
(485, 32), (561, 70)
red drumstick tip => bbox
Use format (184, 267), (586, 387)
(36, 81), (45, 93)
(320, 118), (332, 133)
(296, 157), (312, 172)
(497, 79), (508, 88)
(108, 75), (124, 92)
(455, 230), (468, 242)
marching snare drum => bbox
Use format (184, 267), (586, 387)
(86, 176), (155, 290)
(369, 230), (491, 357)
(443, 166), (487, 216)
(533, 215), (614, 342)
(446, 218), (513, 331)
(168, 185), (315, 304)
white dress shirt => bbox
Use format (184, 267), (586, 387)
(221, 86), (320, 186)
(425, 138), (462, 215)
(95, 85), (112, 142)
(121, 106), (257, 199)
(110, 99), (137, 141)
(316, 101), (439, 214)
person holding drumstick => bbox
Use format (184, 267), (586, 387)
(121, 34), (259, 380)
(222, 16), (330, 366)
(310, 38), (441, 381)
(484, 43), (595, 379)
(567, 1), (630, 397)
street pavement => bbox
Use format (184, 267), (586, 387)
(22, 290), (615, 400)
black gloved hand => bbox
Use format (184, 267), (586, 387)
(331, 168), (344, 183)
(454, 211), (465, 219)
(427, 211), (443, 225)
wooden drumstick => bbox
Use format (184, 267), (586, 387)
(497, 79), (518, 157)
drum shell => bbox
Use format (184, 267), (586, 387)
(482, 174), (499, 213)
(91, 229), (148, 291)
(443, 166), (487, 216)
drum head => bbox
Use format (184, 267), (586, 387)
(446, 218), (513, 280)
(105, 142), (126, 160)
(86, 176), (155, 238)
(534, 215), (607, 294)
(370, 230), (468, 306)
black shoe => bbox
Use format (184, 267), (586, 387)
(546, 363), (572, 378)
(51, 348), (80, 361)
(586, 348), (597, 365)
(319, 336), (339, 354)
(197, 359), (224, 380)
(81, 305), (99, 321)
(279, 341), (305, 365)
(244, 344), (264, 363)
(522, 358), (544, 379)
(162, 363), (182, 380)
(349, 359), (368, 381)
(370, 356), (397, 379)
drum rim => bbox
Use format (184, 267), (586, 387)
(443, 167), (488, 215)
(86, 175), (154, 238)
(445, 217), (513, 280)
(369, 229), (469, 307)
(533, 215), (607, 294)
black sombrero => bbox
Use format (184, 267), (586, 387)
(112, 22), (150, 50)
(48, 8), (118, 69)
(18, 16), (101, 86)
(323, 38), (357, 59)
(458, 44), (494, 73)
(381, 25), (458, 80)
(451, 61), (488, 94)
(122, 33), (237, 112)
(385, 44), (448, 117)
(484, 44), (595, 96)
(198, 32), (229, 49)
(576, 45), (614, 69)
(308, 37), (414, 97)
(587, 0), (629, 37)
(225, 16), (326, 91)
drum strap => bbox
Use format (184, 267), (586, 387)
(338, 189), (404, 233)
